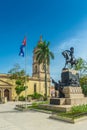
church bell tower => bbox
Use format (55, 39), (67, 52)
(32, 36), (50, 80)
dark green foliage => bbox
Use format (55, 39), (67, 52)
(27, 93), (43, 99)
(75, 57), (87, 76)
(80, 76), (87, 96)
(70, 105), (87, 114)
(81, 85), (87, 96)
(8, 64), (28, 98)
(55, 105), (87, 119)
(75, 58), (85, 71)
(15, 78), (26, 96)
(8, 64), (29, 81)
(75, 105), (87, 113)
(33, 93), (43, 99)
(35, 41), (54, 65)
(18, 95), (25, 101)
(74, 58), (87, 96)
(15, 80), (21, 85)
(58, 105), (87, 119)
(15, 85), (25, 96)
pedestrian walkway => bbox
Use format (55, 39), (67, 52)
(0, 101), (30, 113)
(0, 102), (87, 130)
(0, 118), (21, 130)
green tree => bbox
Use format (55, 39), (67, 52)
(74, 58), (87, 96)
(15, 80), (26, 99)
(80, 76), (87, 96)
(8, 64), (28, 100)
(8, 64), (25, 80)
(35, 41), (54, 99)
(75, 57), (87, 76)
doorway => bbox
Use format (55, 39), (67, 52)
(4, 89), (9, 101)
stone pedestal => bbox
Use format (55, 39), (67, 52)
(50, 86), (87, 106)
(63, 86), (87, 105)
(63, 86), (84, 98)
(49, 69), (87, 111)
(61, 69), (79, 86)
(65, 98), (87, 105)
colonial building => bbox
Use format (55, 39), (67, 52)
(0, 37), (51, 101)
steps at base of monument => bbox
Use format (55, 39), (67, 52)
(39, 104), (72, 112)
(65, 97), (87, 105)
(50, 97), (87, 105)
(65, 94), (84, 98)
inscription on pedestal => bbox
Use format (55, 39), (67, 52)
(50, 98), (65, 105)
(50, 98), (60, 105)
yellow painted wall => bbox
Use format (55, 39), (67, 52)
(0, 74), (51, 100)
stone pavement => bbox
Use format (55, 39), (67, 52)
(0, 102), (87, 130)
(0, 118), (21, 130)
(0, 101), (30, 113)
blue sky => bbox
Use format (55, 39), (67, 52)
(0, 0), (87, 81)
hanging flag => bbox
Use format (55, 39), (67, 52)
(19, 37), (26, 57)
(19, 45), (25, 57)
(22, 37), (26, 46)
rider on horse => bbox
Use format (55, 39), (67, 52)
(62, 47), (77, 68)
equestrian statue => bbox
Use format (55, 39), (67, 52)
(62, 47), (77, 68)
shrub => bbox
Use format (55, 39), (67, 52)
(32, 93), (43, 99)
(27, 93), (43, 100)
(81, 85), (87, 96)
(18, 95), (25, 101)
(71, 104), (87, 114)
(27, 95), (32, 102)
(27, 94), (33, 98)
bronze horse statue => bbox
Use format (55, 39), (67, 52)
(62, 47), (77, 68)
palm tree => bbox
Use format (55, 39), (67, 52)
(35, 41), (54, 99)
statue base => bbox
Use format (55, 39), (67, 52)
(50, 87), (87, 106)
(49, 69), (87, 111)
(61, 69), (79, 86)
(63, 86), (84, 98)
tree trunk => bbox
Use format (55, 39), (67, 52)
(44, 62), (47, 100)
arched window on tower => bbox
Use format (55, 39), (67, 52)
(35, 65), (37, 73)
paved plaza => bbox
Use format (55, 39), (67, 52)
(0, 102), (87, 130)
